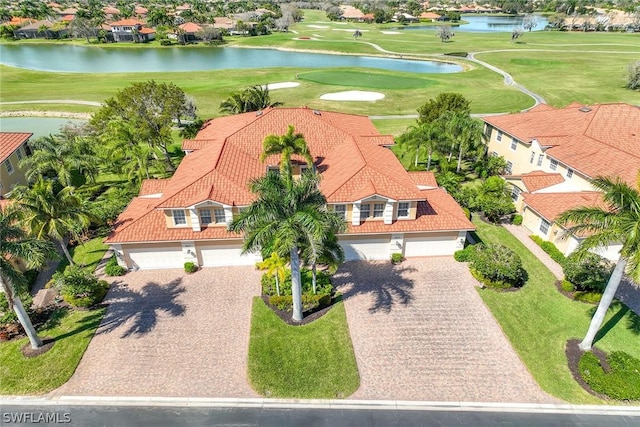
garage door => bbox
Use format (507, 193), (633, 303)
(340, 237), (390, 261)
(127, 245), (184, 270)
(199, 245), (257, 267)
(404, 234), (456, 257)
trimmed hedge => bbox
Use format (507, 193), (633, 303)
(104, 255), (126, 276)
(52, 268), (110, 308)
(268, 294), (332, 312)
(529, 235), (567, 265)
(512, 214), (523, 225)
(184, 262), (198, 274)
(454, 245), (475, 262)
(391, 253), (403, 264)
(469, 243), (526, 288)
(579, 351), (640, 401)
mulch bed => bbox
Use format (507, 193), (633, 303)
(554, 280), (599, 304)
(565, 338), (611, 400)
(0, 305), (60, 342)
(261, 295), (335, 326)
(21, 337), (55, 358)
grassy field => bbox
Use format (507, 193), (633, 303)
(0, 307), (105, 394)
(472, 218), (640, 404)
(247, 297), (360, 398)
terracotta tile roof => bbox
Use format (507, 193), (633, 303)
(0, 132), (31, 163)
(505, 171), (564, 192)
(179, 22), (202, 33)
(408, 171), (438, 188)
(103, 7), (120, 15)
(139, 179), (170, 196)
(107, 108), (472, 244)
(522, 191), (604, 222)
(135, 7), (148, 14)
(139, 27), (155, 34)
(484, 103), (640, 185)
(110, 19), (144, 27)
(420, 12), (441, 19)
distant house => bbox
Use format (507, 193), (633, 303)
(106, 107), (474, 270)
(14, 20), (66, 39)
(0, 133), (32, 198)
(110, 19), (155, 42)
(176, 22), (202, 42)
(393, 12), (419, 23)
(213, 17), (236, 32)
(420, 12), (442, 21)
(340, 5), (366, 21)
(483, 102), (640, 261)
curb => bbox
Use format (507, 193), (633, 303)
(1, 396), (639, 416)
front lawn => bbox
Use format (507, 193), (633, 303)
(472, 218), (640, 404)
(0, 307), (105, 394)
(55, 236), (109, 274)
(247, 297), (360, 398)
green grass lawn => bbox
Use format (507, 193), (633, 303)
(248, 297), (360, 398)
(55, 236), (109, 274)
(472, 218), (640, 404)
(0, 307), (105, 394)
(298, 70), (437, 89)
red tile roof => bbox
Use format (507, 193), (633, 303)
(408, 171), (438, 188)
(139, 179), (170, 196)
(110, 19), (144, 27)
(505, 171), (564, 192)
(484, 103), (640, 186)
(106, 108), (473, 244)
(0, 132), (31, 163)
(522, 191), (604, 222)
(179, 22), (202, 33)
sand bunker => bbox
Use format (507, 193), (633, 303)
(262, 82), (301, 90)
(320, 91), (385, 101)
(381, 31), (402, 34)
(332, 28), (369, 32)
(307, 25), (329, 29)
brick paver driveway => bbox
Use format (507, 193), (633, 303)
(335, 258), (556, 403)
(54, 267), (261, 397)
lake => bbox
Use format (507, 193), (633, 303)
(0, 117), (86, 137)
(0, 45), (462, 74)
(396, 14), (549, 32)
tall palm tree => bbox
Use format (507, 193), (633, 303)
(260, 125), (314, 181)
(405, 122), (440, 170)
(1, 205), (56, 350)
(557, 176), (640, 351)
(219, 85), (282, 115)
(9, 180), (95, 265)
(301, 230), (345, 294)
(20, 132), (97, 186)
(229, 172), (336, 321)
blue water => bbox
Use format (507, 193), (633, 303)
(0, 117), (86, 137)
(0, 45), (462, 73)
(396, 14), (549, 33)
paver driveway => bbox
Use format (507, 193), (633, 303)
(54, 267), (261, 397)
(334, 258), (556, 403)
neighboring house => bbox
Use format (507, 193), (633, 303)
(175, 22), (203, 42)
(110, 18), (155, 42)
(340, 5), (366, 21)
(0, 132), (32, 198)
(420, 12), (442, 21)
(106, 107), (474, 270)
(14, 20), (65, 39)
(483, 102), (640, 260)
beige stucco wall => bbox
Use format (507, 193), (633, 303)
(164, 209), (193, 228)
(0, 147), (28, 197)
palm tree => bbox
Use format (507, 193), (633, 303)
(557, 176), (640, 351)
(405, 122), (440, 170)
(301, 231), (345, 294)
(229, 172), (336, 322)
(260, 125), (314, 181)
(454, 117), (483, 173)
(257, 252), (287, 296)
(0, 205), (56, 350)
(20, 132), (97, 186)
(219, 85), (282, 115)
(9, 180), (95, 265)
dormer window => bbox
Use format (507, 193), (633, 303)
(200, 209), (212, 225)
(172, 209), (186, 225)
(214, 208), (226, 223)
(373, 203), (384, 218)
(360, 203), (371, 218)
(398, 202), (410, 218)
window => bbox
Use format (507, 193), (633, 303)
(511, 186), (521, 201)
(537, 154), (544, 167)
(491, 151), (498, 157)
(200, 209), (212, 225)
(373, 203), (385, 218)
(539, 219), (551, 235)
(549, 159), (558, 171)
(334, 204), (346, 220)
(510, 138), (517, 151)
(566, 168), (574, 179)
(3, 159), (13, 175)
(360, 203), (371, 218)
(505, 161), (513, 174)
(266, 166), (280, 175)
(15, 148), (23, 161)
(398, 202), (410, 218)
(530, 152), (535, 164)
(172, 209), (186, 225)
(496, 130), (503, 142)
(214, 208), (226, 223)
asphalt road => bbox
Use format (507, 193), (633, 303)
(1, 405), (639, 427)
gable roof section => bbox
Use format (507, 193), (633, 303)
(505, 171), (564, 192)
(408, 171), (438, 188)
(139, 179), (170, 196)
(522, 191), (603, 222)
(0, 132), (31, 162)
(484, 103), (640, 185)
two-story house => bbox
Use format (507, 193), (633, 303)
(106, 107), (474, 270)
(483, 102), (640, 260)
(110, 19), (155, 42)
(0, 132), (33, 198)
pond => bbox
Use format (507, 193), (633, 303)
(0, 45), (463, 74)
(0, 117), (86, 137)
(396, 14), (549, 32)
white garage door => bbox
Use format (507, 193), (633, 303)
(404, 234), (456, 257)
(199, 245), (256, 267)
(340, 237), (390, 261)
(127, 245), (184, 270)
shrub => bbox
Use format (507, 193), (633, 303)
(512, 214), (523, 225)
(579, 351), (640, 401)
(268, 293), (333, 312)
(561, 280), (575, 292)
(52, 268), (109, 308)
(24, 269), (39, 291)
(530, 235), (567, 265)
(104, 255), (126, 276)
(469, 244), (526, 288)
(0, 291), (34, 325)
(261, 268), (333, 297)
(573, 291), (602, 304)
(462, 207), (471, 220)
(160, 39), (173, 46)
(391, 253), (403, 264)
(529, 235), (543, 245)
(184, 262), (198, 274)
(454, 245), (475, 262)
(563, 252), (613, 293)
